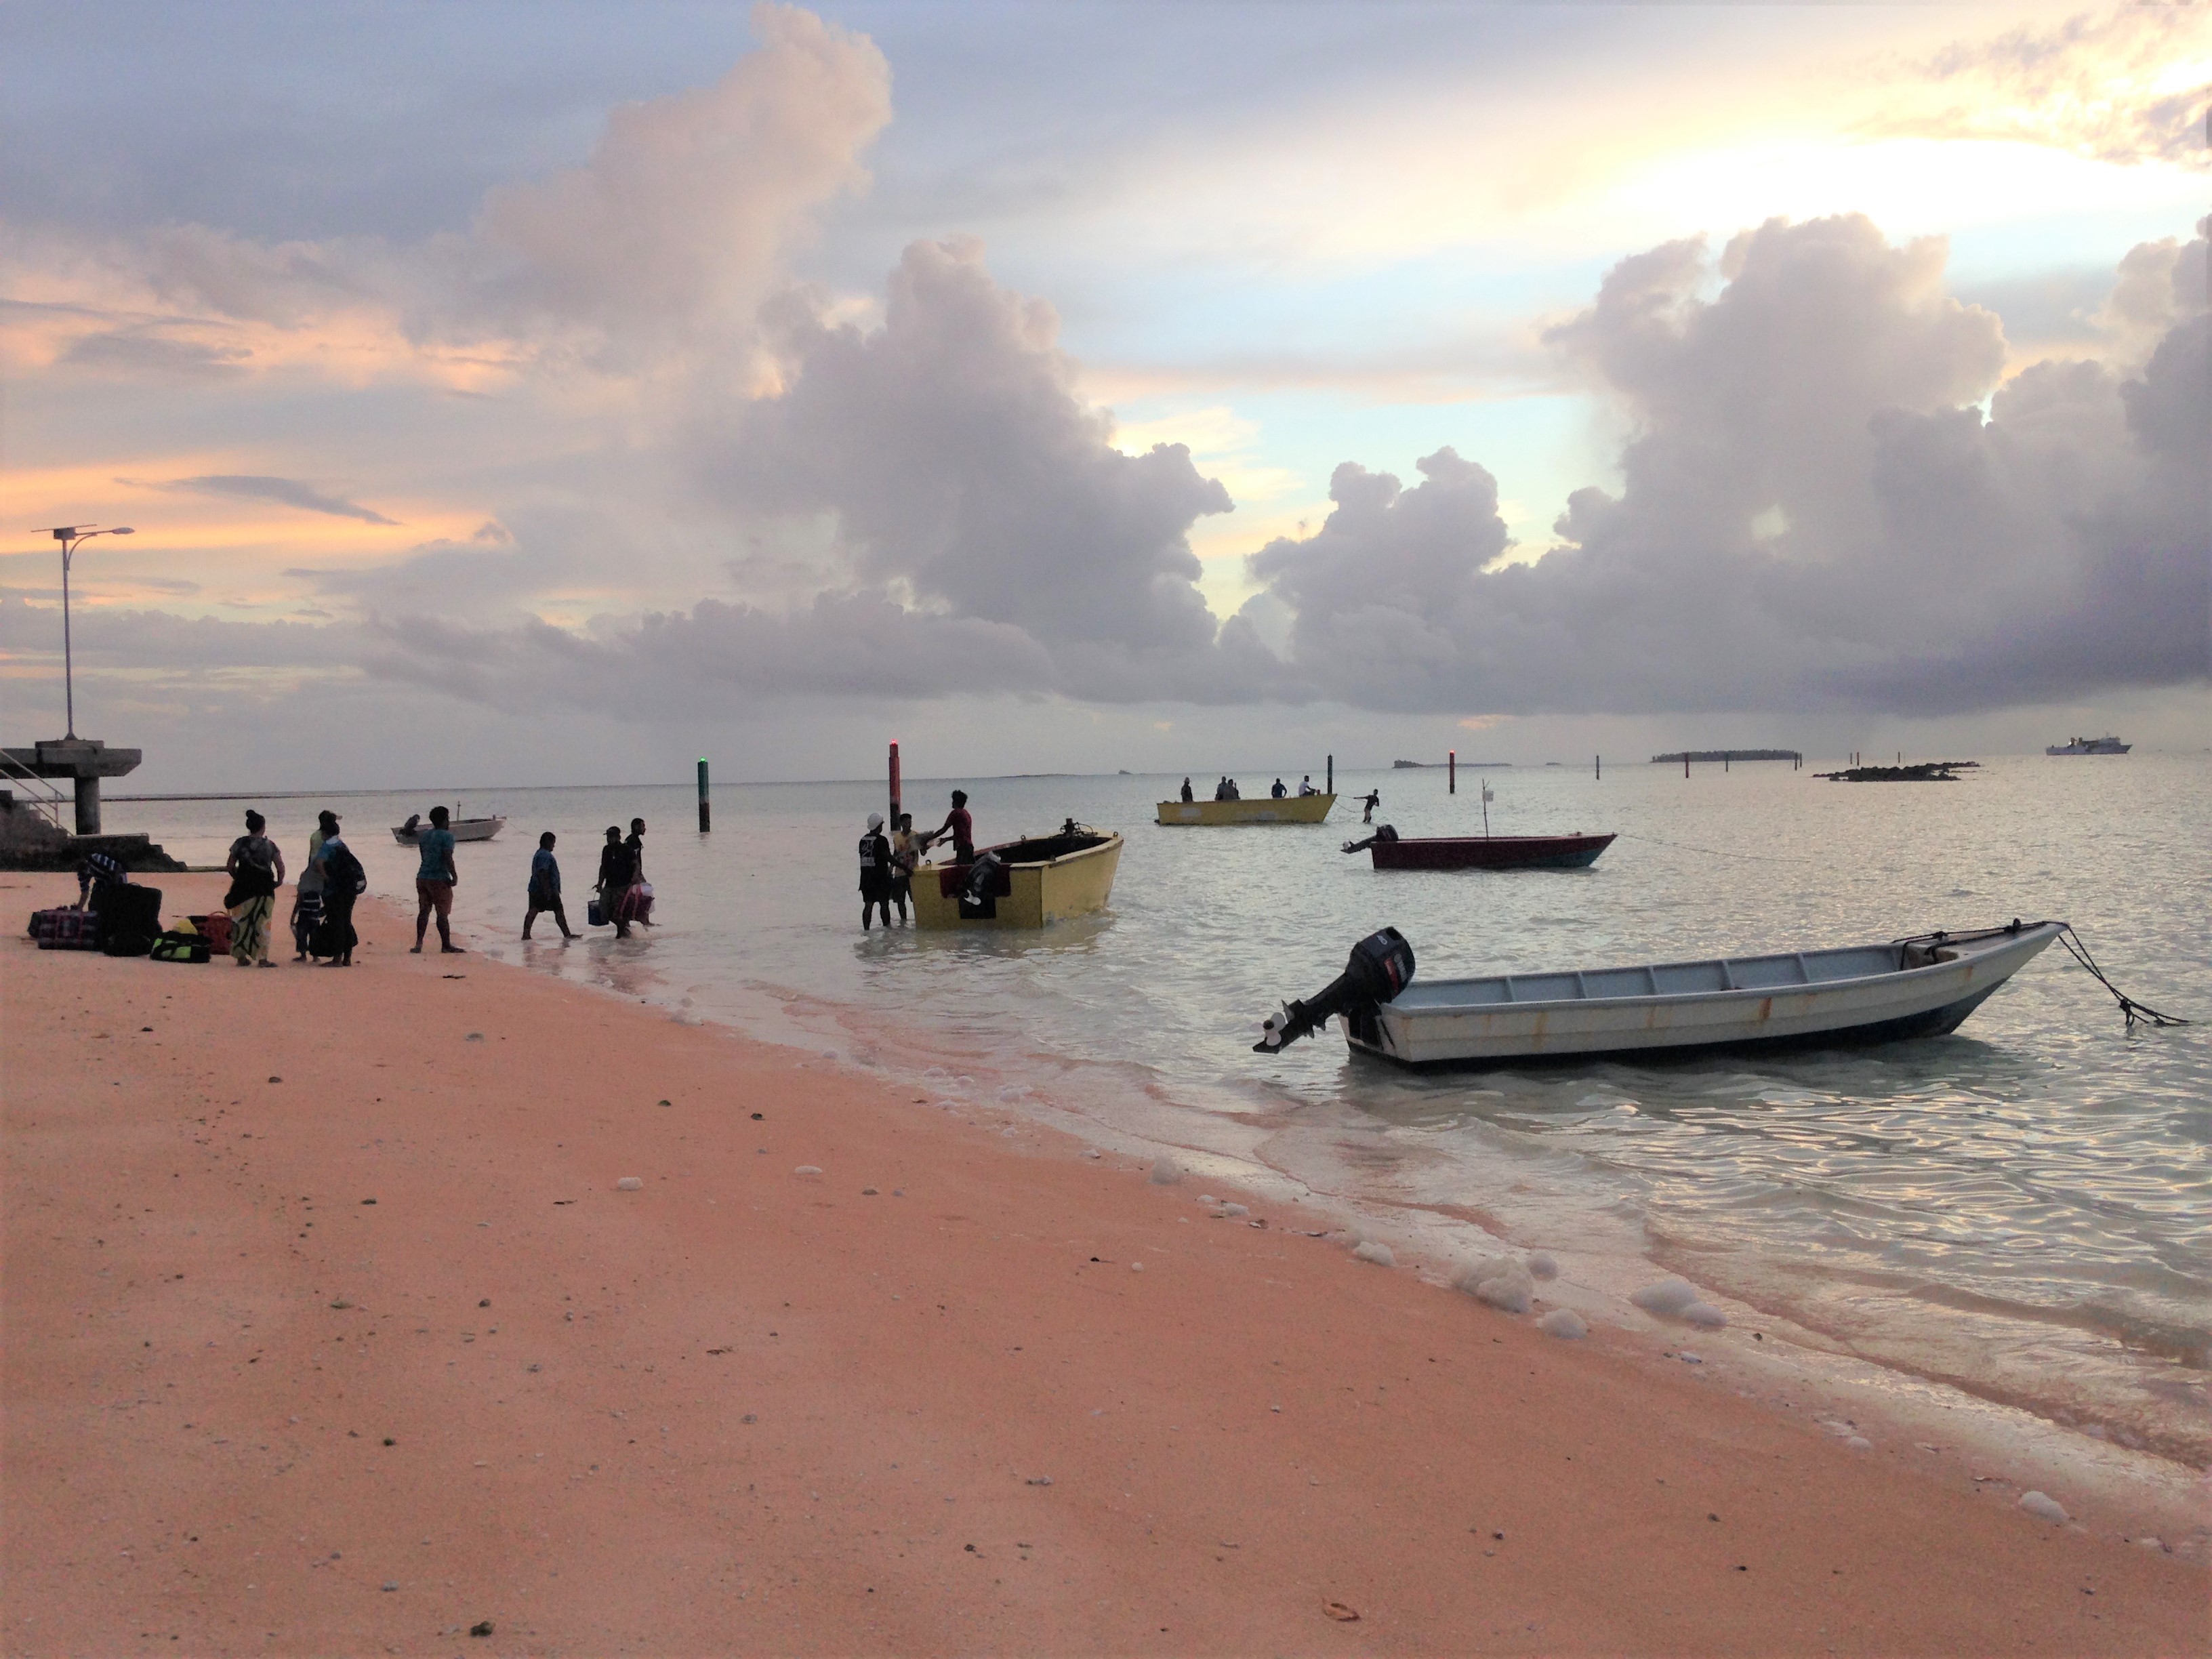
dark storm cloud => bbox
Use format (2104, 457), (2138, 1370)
(168, 474), (399, 525)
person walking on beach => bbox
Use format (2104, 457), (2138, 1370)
(411, 805), (463, 955)
(858, 812), (895, 930)
(927, 790), (975, 865)
(291, 809), (334, 961)
(314, 818), (363, 966)
(524, 832), (577, 941)
(1180, 777), (1193, 803)
(889, 812), (919, 924)
(224, 810), (285, 968)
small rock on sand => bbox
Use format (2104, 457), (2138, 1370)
(1476, 1272), (1532, 1314)
(615, 1177), (643, 1191)
(1352, 1240), (1395, 1267)
(1630, 1277), (1701, 1317)
(1222, 1203), (1249, 1217)
(1538, 1309), (1587, 1340)
(1683, 1302), (1729, 1330)
(1845, 1436), (1873, 1452)
(1527, 1251), (1559, 1280)
(1149, 1158), (1183, 1185)
(794, 1165), (823, 1177)
(1130, 1261), (1145, 1273)
(2018, 1491), (2068, 1524)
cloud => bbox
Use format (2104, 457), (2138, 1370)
(1872, 5), (2212, 169)
(165, 474), (399, 525)
(2, 4), (893, 383)
(697, 236), (1238, 661)
(1241, 213), (2207, 716)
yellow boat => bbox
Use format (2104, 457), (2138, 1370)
(909, 825), (1124, 929)
(1155, 793), (1336, 826)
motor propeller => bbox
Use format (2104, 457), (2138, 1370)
(1254, 927), (1416, 1052)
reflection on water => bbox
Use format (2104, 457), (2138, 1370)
(124, 754), (2211, 1458)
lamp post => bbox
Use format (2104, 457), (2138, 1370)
(35, 525), (134, 739)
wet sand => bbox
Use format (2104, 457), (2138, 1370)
(4, 873), (2201, 1656)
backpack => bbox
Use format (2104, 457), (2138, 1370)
(323, 842), (367, 897)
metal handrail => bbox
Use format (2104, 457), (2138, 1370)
(0, 752), (70, 831)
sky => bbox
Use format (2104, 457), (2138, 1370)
(1, 0), (2206, 790)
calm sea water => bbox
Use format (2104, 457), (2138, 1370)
(122, 754), (2211, 1462)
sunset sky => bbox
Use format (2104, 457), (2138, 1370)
(3, 1), (2205, 789)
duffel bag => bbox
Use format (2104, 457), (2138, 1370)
(190, 912), (234, 953)
(28, 906), (79, 942)
(36, 909), (101, 950)
(150, 929), (212, 964)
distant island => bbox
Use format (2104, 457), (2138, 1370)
(1391, 759), (1431, 768)
(1650, 749), (1803, 764)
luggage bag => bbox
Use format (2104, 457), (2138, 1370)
(95, 884), (163, 956)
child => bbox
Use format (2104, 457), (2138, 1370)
(524, 831), (577, 941)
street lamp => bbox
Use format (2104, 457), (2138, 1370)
(34, 525), (134, 739)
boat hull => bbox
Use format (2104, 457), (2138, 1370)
(1345, 922), (2062, 1067)
(910, 832), (1123, 929)
(1368, 832), (1613, 870)
(1157, 794), (1334, 826)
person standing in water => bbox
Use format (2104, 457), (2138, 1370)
(618, 817), (653, 928)
(927, 790), (975, 865)
(888, 812), (919, 924)
(411, 805), (462, 955)
(594, 826), (634, 937)
(524, 831), (577, 941)
(1361, 789), (1381, 824)
(858, 812), (895, 930)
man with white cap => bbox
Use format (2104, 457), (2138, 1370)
(857, 812), (895, 930)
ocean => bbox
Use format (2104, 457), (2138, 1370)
(116, 752), (2211, 1465)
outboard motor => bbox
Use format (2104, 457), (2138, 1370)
(1254, 927), (1416, 1053)
(960, 851), (1004, 905)
(1340, 824), (1399, 855)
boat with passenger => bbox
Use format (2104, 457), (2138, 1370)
(1253, 920), (2066, 1067)
(1157, 794), (1335, 826)
(392, 809), (506, 844)
(910, 821), (1124, 928)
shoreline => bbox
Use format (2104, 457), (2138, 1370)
(5, 872), (2203, 1655)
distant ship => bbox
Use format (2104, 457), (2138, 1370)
(2046, 736), (2130, 756)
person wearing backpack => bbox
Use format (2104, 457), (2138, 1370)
(314, 819), (365, 966)
(224, 810), (286, 967)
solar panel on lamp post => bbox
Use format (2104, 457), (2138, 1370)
(33, 525), (134, 738)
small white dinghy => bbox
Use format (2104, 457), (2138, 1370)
(1255, 921), (2068, 1068)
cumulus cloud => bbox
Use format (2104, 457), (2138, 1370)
(164, 474), (399, 525)
(1, 4), (891, 381)
(1240, 213), (2207, 716)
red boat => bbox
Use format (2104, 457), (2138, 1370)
(1345, 829), (1615, 870)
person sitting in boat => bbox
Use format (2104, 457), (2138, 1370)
(1271, 778), (1287, 798)
(926, 790), (975, 865)
(1298, 775), (1317, 796)
(1179, 777), (1193, 803)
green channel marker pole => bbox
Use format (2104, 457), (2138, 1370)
(697, 758), (710, 833)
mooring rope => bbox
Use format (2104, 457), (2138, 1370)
(2053, 924), (2192, 1031)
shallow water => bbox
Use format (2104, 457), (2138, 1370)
(121, 753), (2211, 1462)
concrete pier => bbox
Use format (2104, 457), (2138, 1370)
(1, 739), (142, 835)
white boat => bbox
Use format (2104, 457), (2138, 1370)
(2047, 736), (2129, 755)
(1255, 921), (2066, 1067)
(392, 811), (506, 844)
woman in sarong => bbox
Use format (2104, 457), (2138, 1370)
(224, 809), (286, 968)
